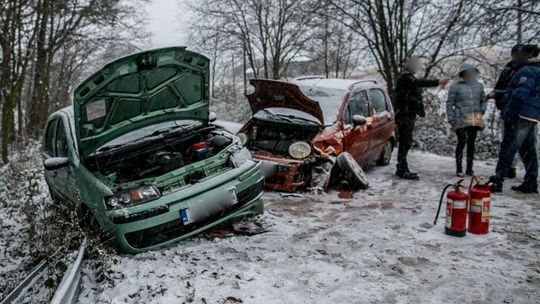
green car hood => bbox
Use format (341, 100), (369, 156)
(73, 47), (209, 160)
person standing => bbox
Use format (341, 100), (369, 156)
(490, 45), (540, 193)
(394, 57), (450, 180)
(486, 44), (523, 178)
(446, 64), (487, 177)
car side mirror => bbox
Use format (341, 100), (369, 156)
(44, 157), (69, 170)
(352, 115), (367, 126)
(209, 112), (217, 122)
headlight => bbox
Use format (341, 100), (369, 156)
(106, 185), (160, 209)
(230, 147), (252, 168)
(237, 133), (248, 145)
(289, 141), (312, 159)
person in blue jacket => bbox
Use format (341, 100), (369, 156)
(490, 45), (540, 193)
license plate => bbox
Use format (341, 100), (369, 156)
(180, 187), (238, 225)
(180, 208), (193, 225)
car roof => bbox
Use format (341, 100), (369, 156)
(292, 76), (383, 92)
(49, 105), (74, 122)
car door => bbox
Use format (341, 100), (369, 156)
(368, 88), (394, 161)
(342, 90), (376, 165)
(51, 117), (79, 203)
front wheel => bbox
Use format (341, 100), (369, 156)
(376, 140), (393, 166)
(336, 152), (369, 190)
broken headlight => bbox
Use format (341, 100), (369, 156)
(237, 132), (248, 145)
(229, 147), (252, 168)
(289, 141), (311, 159)
(106, 185), (160, 209)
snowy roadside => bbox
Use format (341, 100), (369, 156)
(0, 144), (82, 302)
(78, 151), (540, 304)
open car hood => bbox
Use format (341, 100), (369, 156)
(73, 47), (209, 159)
(246, 79), (324, 125)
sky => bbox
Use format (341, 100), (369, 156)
(148, 0), (189, 47)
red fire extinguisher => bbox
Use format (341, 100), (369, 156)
(468, 179), (491, 234)
(434, 179), (468, 237)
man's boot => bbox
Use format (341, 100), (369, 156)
(396, 169), (419, 180)
(511, 184), (538, 194)
(489, 176), (503, 193)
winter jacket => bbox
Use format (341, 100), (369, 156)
(502, 58), (540, 122)
(494, 61), (518, 110)
(395, 71), (439, 117)
(446, 64), (487, 130)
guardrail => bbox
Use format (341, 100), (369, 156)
(0, 260), (48, 304)
(50, 238), (87, 304)
(0, 238), (87, 304)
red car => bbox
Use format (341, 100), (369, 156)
(237, 76), (396, 192)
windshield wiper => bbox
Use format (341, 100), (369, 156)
(96, 124), (190, 153)
(260, 109), (295, 124)
(273, 113), (319, 125)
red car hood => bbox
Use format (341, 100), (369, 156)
(246, 79), (324, 125)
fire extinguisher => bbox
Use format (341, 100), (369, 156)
(468, 178), (491, 234)
(434, 179), (468, 237)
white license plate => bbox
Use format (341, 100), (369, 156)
(180, 187), (238, 225)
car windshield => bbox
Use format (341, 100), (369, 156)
(96, 120), (203, 151)
(297, 85), (346, 125)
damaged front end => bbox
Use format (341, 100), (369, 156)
(67, 47), (264, 252)
(82, 122), (264, 252)
(238, 116), (335, 192)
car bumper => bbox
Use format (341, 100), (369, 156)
(253, 154), (314, 192)
(104, 162), (264, 253)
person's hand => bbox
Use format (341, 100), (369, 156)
(439, 77), (450, 87)
(486, 92), (496, 100)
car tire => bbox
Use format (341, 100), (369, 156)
(336, 152), (369, 190)
(376, 140), (393, 166)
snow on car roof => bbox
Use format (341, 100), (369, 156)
(292, 77), (379, 91)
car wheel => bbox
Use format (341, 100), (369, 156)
(336, 152), (369, 190)
(376, 140), (393, 166)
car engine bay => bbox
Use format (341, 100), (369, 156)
(85, 126), (234, 184)
(241, 119), (320, 156)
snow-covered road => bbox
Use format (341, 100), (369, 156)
(78, 151), (540, 304)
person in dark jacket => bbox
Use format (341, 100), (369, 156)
(394, 57), (449, 180)
(490, 45), (540, 193)
(488, 44), (524, 179)
(491, 44), (522, 109)
(447, 64), (487, 177)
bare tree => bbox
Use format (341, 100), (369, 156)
(0, 0), (150, 163)
(190, 0), (318, 80)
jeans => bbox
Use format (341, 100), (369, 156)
(455, 126), (480, 173)
(495, 118), (538, 189)
(396, 114), (416, 172)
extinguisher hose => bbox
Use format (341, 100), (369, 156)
(434, 184), (453, 225)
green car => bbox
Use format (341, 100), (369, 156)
(42, 47), (264, 253)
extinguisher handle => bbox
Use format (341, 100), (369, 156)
(434, 184), (453, 225)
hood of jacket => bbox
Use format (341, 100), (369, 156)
(457, 63), (479, 76)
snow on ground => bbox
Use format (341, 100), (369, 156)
(78, 151), (540, 304)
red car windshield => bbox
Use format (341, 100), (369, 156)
(298, 85), (346, 126)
